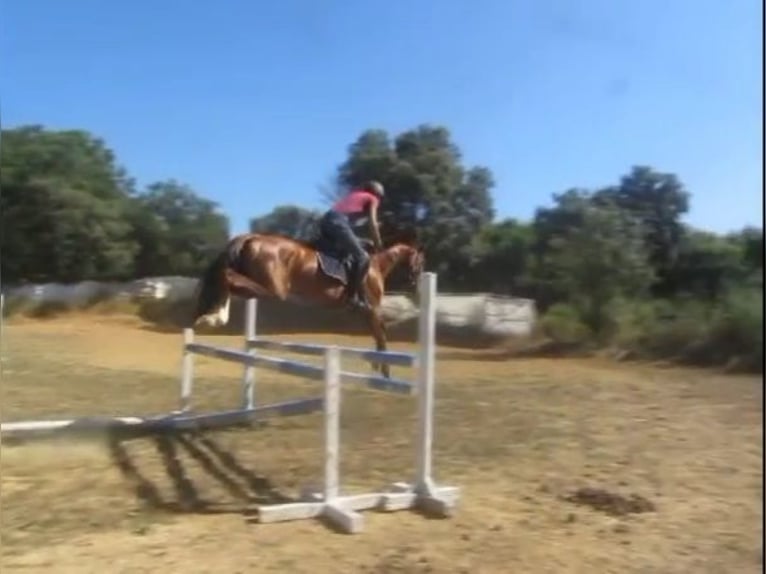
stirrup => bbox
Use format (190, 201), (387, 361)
(350, 300), (371, 312)
(348, 291), (371, 311)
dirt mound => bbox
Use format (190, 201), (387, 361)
(562, 487), (656, 517)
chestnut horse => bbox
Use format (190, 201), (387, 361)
(191, 232), (425, 378)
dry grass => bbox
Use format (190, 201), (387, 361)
(1, 313), (762, 574)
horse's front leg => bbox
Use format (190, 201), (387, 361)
(366, 308), (390, 379)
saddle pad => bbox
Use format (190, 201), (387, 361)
(316, 251), (348, 284)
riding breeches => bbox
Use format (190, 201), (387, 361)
(319, 210), (370, 267)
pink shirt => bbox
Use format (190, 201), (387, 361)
(332, 189), (379, 215)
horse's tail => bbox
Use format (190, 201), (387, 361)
(191, 234), (251, 328)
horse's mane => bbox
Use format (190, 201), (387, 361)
(382, 225), (420, 245)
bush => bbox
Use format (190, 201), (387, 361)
(2, 294), (36, 318)
(1, 289), (138, 319)
(26, 300), (73, 318)
(707, 287), (763, 371)
(539, 303), (593, 346)
(611, 298), (710, 359)
(610, 288), (763, 372)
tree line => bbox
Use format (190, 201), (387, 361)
(1, 124), (762, 370)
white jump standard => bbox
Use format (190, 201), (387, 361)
(252, 272), (459, 533)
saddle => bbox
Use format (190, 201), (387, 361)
(309, 233), (375, 286)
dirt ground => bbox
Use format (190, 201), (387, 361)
(1, 313), (763, 574)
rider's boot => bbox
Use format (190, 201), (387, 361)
(348, 255), (371, 311)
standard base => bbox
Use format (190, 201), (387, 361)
(256, 482), (460, 534)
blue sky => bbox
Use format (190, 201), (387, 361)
(2, 0), (762, 234)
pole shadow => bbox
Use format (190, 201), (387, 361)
(106, 427), (296, 518)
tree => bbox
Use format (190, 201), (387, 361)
(329, 124), (495, 286)
(529, 189), (595, 307)
(1, 125), (138, 283)
(472, 218), (534, 295)
(666, 227), (750, 300)
(728, 226), (764, 280)
(533, 191), (655, 334)
(249, 205), (320, 241)
(594, 166), (690, 295)
(128, 180), (230, 278)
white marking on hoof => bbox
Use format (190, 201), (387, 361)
(195, 313), (218, 327)
(217, 297), (231, 324)
(195, 297), (231, 328)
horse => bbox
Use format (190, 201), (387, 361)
(190, 231), (425, 379)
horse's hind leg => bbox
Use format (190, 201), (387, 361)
(244, 259), (290, 301)
(366, 308), (390, 379)
(225, 268), (274, 299)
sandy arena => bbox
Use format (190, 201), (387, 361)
(1, 313), (762, 573)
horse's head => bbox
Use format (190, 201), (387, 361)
(403, 242), (425, 288)
(390, 228), (425, 286)
(374, 227), (425, 288)
(372, 240), (423, 280)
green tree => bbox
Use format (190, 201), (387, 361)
(249, 205), (320, 241)
(128, 180), (230, 277)
(1, 125), (138, 283)
(328, 124), (495, 286)
(728, 226), (764, 283)
(669, 227), (749, 300)
(472, 218), (534, 295)
(534, 191), (655, 334)
(529, 189), (595, 307)
(594, 166), (690, 295)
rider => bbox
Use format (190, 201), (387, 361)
(319, 180), (385, 310)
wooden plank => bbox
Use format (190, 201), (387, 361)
(322, 502), (364, 534)
(257, 501), (325, 523)
(1, 416), (145, 434)
(380, 485), (461, 512)
(186, 343), (325, 381)
(187, 343), (414, 395)
(149, 398), (324, 429)
(247, 338), (417, 367)
(142, 410), (256, 431)
(339, 371), (414, 395)
(252, 397), (323, 417)
(1, 398), (324, 438)
(294, 491), (400, 512)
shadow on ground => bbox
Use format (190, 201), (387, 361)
(106, 428), (295, 517)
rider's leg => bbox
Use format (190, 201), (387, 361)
(321, 211), (370, 308)
(353, 252), (371, 305)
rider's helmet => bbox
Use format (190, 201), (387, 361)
(364, 180), (385, 198)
